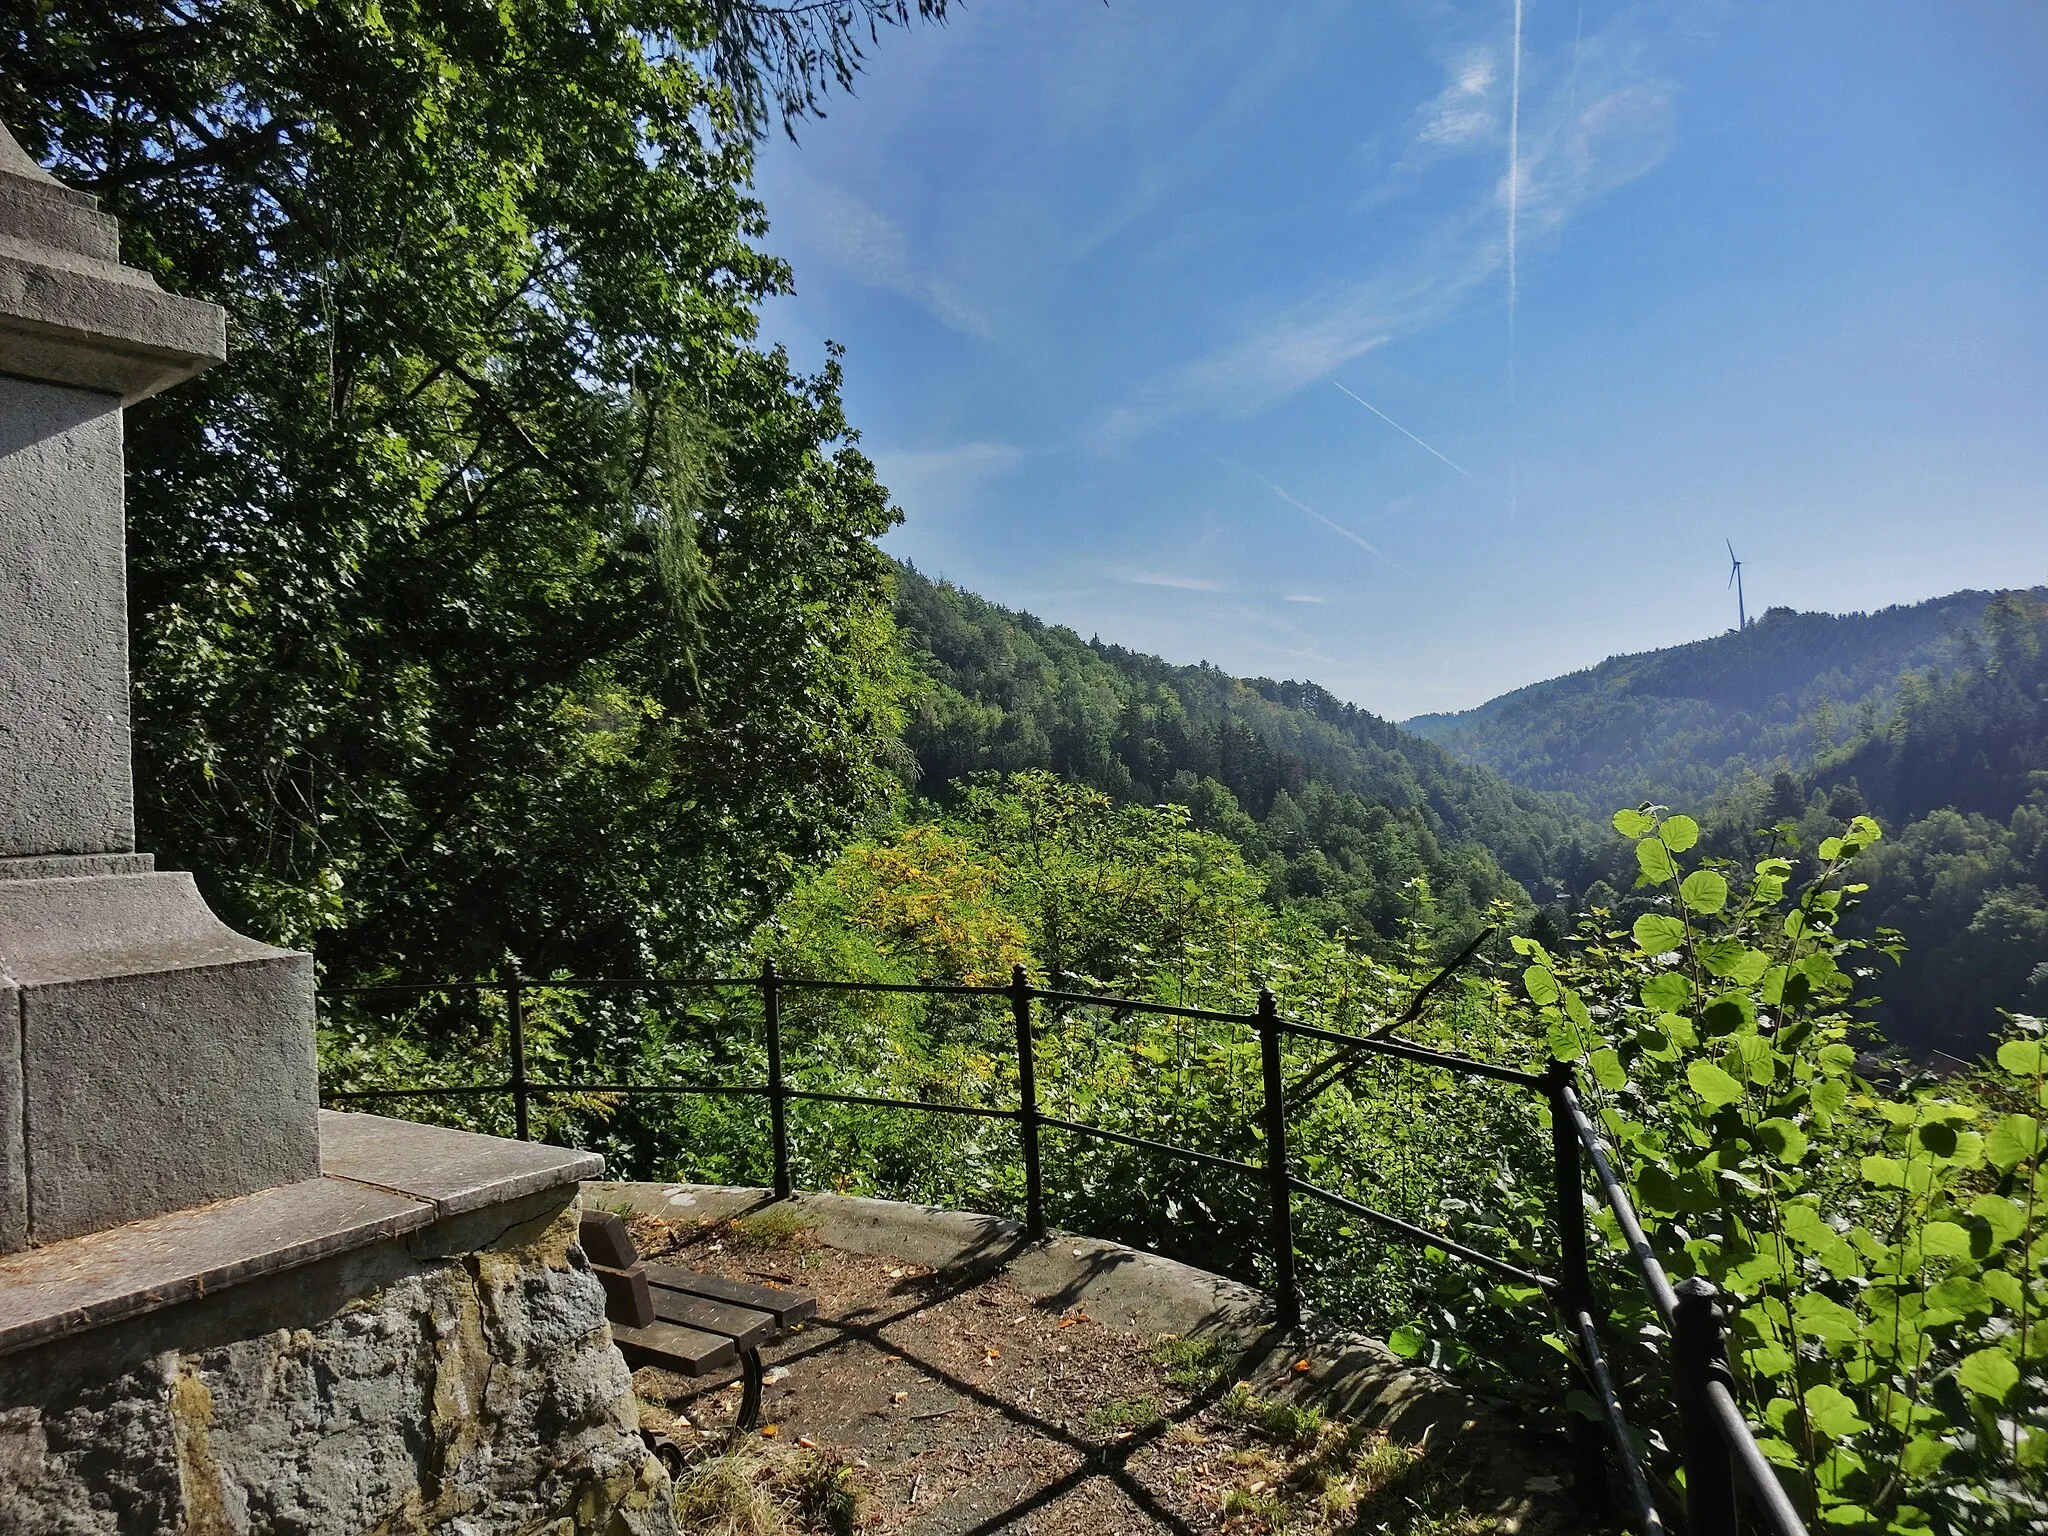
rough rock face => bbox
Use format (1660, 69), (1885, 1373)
(0, 1207), (677, 1535)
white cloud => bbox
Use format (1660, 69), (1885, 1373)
(1413, 50), (1500, 149)
(1282, 593), (1329, 604)
(1125, 571), (1226, 591)
(781, 170), (993, 339)
(872, 442), (1025, 525)
(1094, 5), (1681, 447)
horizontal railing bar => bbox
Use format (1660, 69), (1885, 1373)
(523, 1080), (769, 1098)
(1561, 1086), (1680, 1331)
(781, 1087), (1017, 1120)
(1038, 1115), (1266, 1178)
(1287, 1177), (1558, 1291)
(1705, 1379), (1809, 1536)
(1571, 1308), (1669, 1536)
(324, 1079), (772, 1101)
(320, 981), (505, 997)
(1271, 1016), (1549, 1088)
(775, 977), (1011, 998)
(318, 975), (748, 997)
(1031, 988), (1264, 1026)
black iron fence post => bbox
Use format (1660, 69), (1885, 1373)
(1258, 988), (1300, 1331)
(764, 958), (791, 1200)
(1012, 965), (1045, 1241)
(507, 972), (530, 1142)
(1546, 1058), (1608, 1514)
(1675, 1277), (1740, 1536)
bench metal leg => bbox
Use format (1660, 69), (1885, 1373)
(735, 1348), (765, 1431)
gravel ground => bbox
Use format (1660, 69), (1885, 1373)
(621, 1212), (1577, 1536)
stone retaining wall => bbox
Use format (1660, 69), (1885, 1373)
(0, 1197), (676, 1535)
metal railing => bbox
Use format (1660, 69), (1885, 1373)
(320, 962), (1805, 1536)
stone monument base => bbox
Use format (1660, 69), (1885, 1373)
(0, 1113), (676, 1535)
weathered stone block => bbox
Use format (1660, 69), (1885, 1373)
(0, 375), (132, 858)
(0, 974), (19, 1253)
(0, 129), (226, 406)
(0, 1200), (678, 1535)
(0, 873), (321, 1247)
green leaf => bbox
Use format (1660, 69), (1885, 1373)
(1522, 964), (1559, 1006)
(1956, 1346), (2019, 1402)
(1744, 1344), (1795, 1380)
(1782, 1203), (1837, 1251)
(1983, 1270), (2025, 1309)
(1640, 972), (1693, 1012)
(1631, 913), (1687, 956)
(1590, 1047), (1628, 1091)
(1611, 808), (1656, 838)
(1387, 1325), (1425, 1360)
(1679, 869), (1729, 915)
(1563, 989), (1594, 1036)
(1548, 1020), (1584, 1060)
(1729, 1034), (1775, 1085)
(1986, 1113), (2044, 1169)
(1997, 1039), (2046, 1077)
(1699, 940), (1770, 984)
(1900, 1435), (1953, 1478)
(1818, 836), (1844, 862)
(1757, 1117), (1809, 1163)
(1861, 1155), (1906, 1189)
(1803, 1383), (1870, 1440)
(1926, 1275), (1990, 1317)
(1793, 1292), (1861, 1345)
(1687, 1060), (1747, 1108)
(1916, 1221), (1971, 1259)
(1661, 815), (1700, 852)
(1969, 1193), (2027, 1249)
(1636, 837), (1679, 885)
(1820, 1506), (1874, 1530)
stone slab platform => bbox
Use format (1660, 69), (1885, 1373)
(0, 1111), (600, 1356)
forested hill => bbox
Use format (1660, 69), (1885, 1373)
(1403, 589), (2022, 815)
(893, 564), (1597, 942)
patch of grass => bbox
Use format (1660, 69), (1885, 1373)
(1222, 1483), (1289, 1528)
(671, 1452), (777, 1536)
(1087, 1393), (1165, 1434)
(772, 1449), (862, 1536)
(1256, 1397), (1325, 1449)
(731, 1206), (816, 1249)
(1217, 1382), (1324, 1449)
(1151, 1331), (1235, 1391)
(1220, 1381), (1263, 1425)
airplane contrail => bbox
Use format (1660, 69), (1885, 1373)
(1206, 450), (1408, 573)
(1508, 0), (1524, 338)
(1334, 383), (1475, 480)
(1507, 0), (1525, 521)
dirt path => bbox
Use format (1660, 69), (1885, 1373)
(622, 1211), (1572, 1536)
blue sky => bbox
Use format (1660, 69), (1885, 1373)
(749, 1), (2048, 720)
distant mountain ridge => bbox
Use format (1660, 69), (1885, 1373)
(1402, 590), (2032, 815)
(893, 562), (1597, 943)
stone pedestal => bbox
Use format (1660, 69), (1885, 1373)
(0, 123), (319, 1252)
(0, 1114), (674, 1535)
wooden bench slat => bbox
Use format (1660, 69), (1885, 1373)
(644, 1263), (818, 1328)
(612, 1318), (738, 1376)
(651, 1289), (777, 1351)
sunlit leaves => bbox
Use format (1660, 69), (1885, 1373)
(1679, 869), (1729, 914)
(1957, 1347), (2020, 1403)
(1687, 1059), (1746, 1108)
(1632, 914), (1687, 955)
(1636, 837), (1679, 885)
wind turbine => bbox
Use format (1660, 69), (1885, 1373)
(1726, 541), (1747, 632)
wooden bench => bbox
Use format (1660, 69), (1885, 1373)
(579, 1210), (817, 1430)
